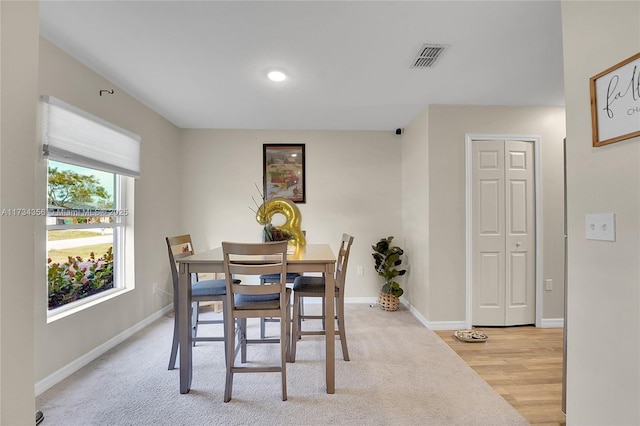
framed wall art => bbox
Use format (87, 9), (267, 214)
(590, 52), (640, 147)
(263, 143), (306, 203)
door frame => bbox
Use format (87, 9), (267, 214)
(465, 134), (542, 328)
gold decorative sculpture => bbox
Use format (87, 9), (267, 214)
(256, 197), (306, 247)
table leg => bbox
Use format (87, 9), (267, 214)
(324, 262), (335, 394)
(178, 263), (192, 393)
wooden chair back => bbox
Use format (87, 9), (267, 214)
(165, 234), (196, 292)
(335, 233), (355, 291)
(222, 241), (289, 314)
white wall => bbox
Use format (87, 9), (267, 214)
(34, 39), (183, 383)
(0, 2), (39, 424)
(179, 129), (403, 297)
(561, 1), (640, 424)
(402, 105), (567, 325)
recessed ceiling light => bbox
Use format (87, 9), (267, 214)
(267, 70), (287, 82)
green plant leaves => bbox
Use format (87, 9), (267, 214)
(372, 236), (406, 296)
(381, 281), (404, 297)
(47, 247), (114, 309)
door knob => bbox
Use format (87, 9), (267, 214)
(516, 242), (522, 247)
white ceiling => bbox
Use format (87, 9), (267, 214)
(39, 1), (565, 131)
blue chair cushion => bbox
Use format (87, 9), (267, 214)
(191, 278), (240, 297)
(234, 289), (290, 309)
(192, 279), (226, 297)
(259, 273), (300, 283)
(235, 293), (280, 304)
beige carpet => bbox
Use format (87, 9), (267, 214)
(36, 304), (528, 425)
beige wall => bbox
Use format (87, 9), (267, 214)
(34, 39), (182, 383)
(400, 111), (430, 318)
(0, 2), (39, 424)
(561, 1), (640, 423)
(179, 129), (403, 296)
(402, 105), (567, 325)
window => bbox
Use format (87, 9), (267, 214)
(47, 160), (125, 310)
(42, 96), (139, 314)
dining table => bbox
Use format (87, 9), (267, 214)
(176, 243), (337, 394)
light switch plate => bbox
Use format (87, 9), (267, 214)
(585, 213), (616, 241)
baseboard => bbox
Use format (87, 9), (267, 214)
(401, 300), (465, 330)
(540, 318), (564, 328)
(344, 299), (563, 331)
(344, 297), (378, 305)
(423, 318), (564, 330)
(35, 304), (173, 396)
(347, 298), (466, 331)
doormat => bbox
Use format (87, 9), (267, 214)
(454, 329), (488, 343)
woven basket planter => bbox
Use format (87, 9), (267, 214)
(378, 293), (400, 311)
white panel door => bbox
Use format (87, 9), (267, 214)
(472, 140), (535, 326)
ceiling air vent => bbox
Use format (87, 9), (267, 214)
(411, 44), (447, 69)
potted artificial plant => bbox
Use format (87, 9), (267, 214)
(372, 236), (406, 311)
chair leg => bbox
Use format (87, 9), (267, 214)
(259, 278), (267, 339)
(168, 308), (179, 370)
(224, 311), (235, 403)
(290, 293), (301, 362)
(221, 299), (229, 368)
(337, 296), (350, 361)
(297, 297), (304, 339)
(260, 318), (266, 339)
(240, 318), (248, 363)
(281, 298), (289, 401)
(285, 296), (292, 362)
(192, 301), (200, 347)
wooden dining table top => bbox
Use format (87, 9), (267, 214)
(179, 243), (336, 265)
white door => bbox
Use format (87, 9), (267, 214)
(471, 139), (535, 326)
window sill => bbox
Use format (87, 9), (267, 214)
(47, 287), (133, 323)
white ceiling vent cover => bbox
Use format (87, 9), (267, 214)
(411, 44), (448, 69)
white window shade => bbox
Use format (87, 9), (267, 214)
(42, 96), (140, 178)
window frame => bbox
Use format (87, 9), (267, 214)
(45, 162), (133, 321)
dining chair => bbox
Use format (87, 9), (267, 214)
(166, 234), (235, 370)
(258, 272), (299, 338)
(259, 231), (306, 339)
(290, 233), (354, 362)
(222, 241), (291, 402)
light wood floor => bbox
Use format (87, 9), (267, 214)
(435, 326), (565, 426)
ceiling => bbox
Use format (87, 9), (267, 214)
(39, 1), (565, 131)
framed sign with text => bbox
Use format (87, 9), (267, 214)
(590, 52), (640, 147)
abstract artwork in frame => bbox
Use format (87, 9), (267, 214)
(263, 144), (306, 203)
